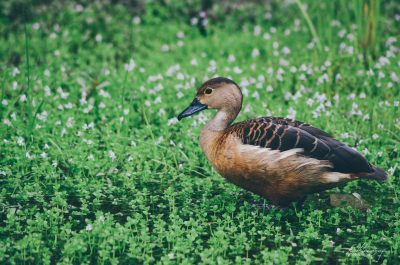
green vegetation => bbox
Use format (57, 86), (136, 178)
(0, 0), (399, 263)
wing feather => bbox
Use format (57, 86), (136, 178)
(227, 117), (373, 174)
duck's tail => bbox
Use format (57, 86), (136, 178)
(360, 166), (388, 181)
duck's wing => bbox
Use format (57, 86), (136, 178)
(227, 117), (373, 174)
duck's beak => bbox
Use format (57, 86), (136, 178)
(177, 98), (208, 120)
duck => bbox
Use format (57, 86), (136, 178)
(177, 77), (388, 207)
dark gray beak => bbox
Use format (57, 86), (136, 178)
(177, 98), (208, 120)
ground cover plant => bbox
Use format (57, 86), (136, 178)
(0, 0), (399, 263)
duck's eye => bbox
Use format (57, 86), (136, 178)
(205, 88), (213, 94)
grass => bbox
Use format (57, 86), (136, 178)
(0, 0), (399, 264)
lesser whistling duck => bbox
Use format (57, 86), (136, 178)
(177, 77), (388, 207)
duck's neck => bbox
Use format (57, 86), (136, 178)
(199, 107), (238, 157)
(204, 108), (239, 132)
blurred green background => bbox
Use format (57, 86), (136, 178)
(0, 0), (399, 264)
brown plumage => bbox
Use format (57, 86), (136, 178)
(177, 77), (388, 207)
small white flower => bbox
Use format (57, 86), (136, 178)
(176, 72), (184, 80)
(75, 4), (84, 12)
(167, 253), (175, 260)
(95, 34), (102, 42)
(26, 151), (33, 160)
(243, 104), (251, 113)
(36, 111), (48, 121)
(17, 137), (25, 146)
(372, 134), (379, 140)
(32, 23), (40, 30)
(190, 17), (198, 25)
(388, 167), (396, 175)
(252, 91), (260, 99)
(282, 47), (290, 54)
(133, 16), (141, 25)
(233, 66), (242, 74)
(346, 46), (354, 55)
(86, 224), (93, 231)
(44, 86), (52, 96)
(160, 44), (170, 52)
(124, 59), (136, 72)
(12, 81), (18, 90)
(391, 72), (399, 83)
(40, 152), (48, 158)
(154, 96), (161, 104)
(340, 133), (349, 139)
(66, 117), (74, 128)
(363, 148), (369, 155)
(12, 68), (20, 76)
(108, 150), (116, 161)
(57, 87), (69, 99)
(287, 107), (296, 120)
(2, 99), (8, 106)
(190, 58), (198, 65)
(155, 136), (164, 145)
(168, 117), (179, 126)
(99, 89), (110, 98)
(19, 94), (27, 102)
(251, 48), (260, 58)
(3, 119), (11, 126)
(44, 69), (51, 77)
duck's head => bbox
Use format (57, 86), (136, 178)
(178, 77), (242, 120)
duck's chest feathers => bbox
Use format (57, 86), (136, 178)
(200, 130), (257, 178)
(199, 129), (230, 165)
